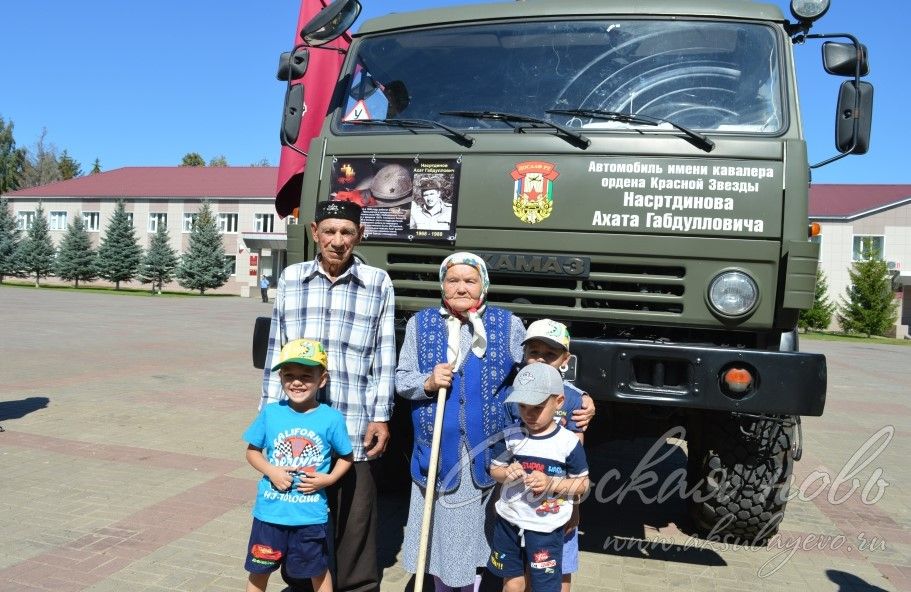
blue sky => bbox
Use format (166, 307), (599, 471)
(1, 1), (901, 183)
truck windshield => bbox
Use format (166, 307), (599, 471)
(339, 19), (783, 134)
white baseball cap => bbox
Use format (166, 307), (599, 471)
(522, 319), (570, 351)
(505, 363), (564, 405)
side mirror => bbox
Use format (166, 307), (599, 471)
(277, 48), (311, 82)
(836, 80), (873, 155)
(301, 0), (361, 47)
(281, 83), (306, 146)
(823, 42), (869, 77)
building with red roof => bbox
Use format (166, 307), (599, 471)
(809, 184), (910, 335)
(3, 167), (292, 297)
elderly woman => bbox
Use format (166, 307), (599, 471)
(396, 252), (525, 592)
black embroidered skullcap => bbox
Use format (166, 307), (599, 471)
(314, 200), (362, 225)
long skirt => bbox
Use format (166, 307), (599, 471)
(402, 447), (495, 587)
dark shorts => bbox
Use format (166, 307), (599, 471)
(244, 518), (329, 579)
(487, 516), (563, 592)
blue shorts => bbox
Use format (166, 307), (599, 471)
(244, 518), (329, 579)
(488, 516), (563, 592)
(562, 528), (578, 574)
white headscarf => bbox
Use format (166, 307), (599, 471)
(438, 252), (490, 368)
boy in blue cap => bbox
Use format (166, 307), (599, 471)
(488, 363), (590, 592)
(512, 319), (591, 591)
(244, 338), (354, 592)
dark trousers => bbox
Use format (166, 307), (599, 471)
(261, 287), (269, 302)
(283, 460), (380, 592)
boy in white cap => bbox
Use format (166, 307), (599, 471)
(521, 319), (585, 431)
(488, 363), (590, 592)
(244, 338), (354, 592)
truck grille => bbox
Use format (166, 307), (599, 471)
(386, 253), (685, 314)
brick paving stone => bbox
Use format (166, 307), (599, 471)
(2, 288), (910, 591)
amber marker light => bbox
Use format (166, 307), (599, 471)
(809, 222), (821, 237)
(723, 367), (753, 393)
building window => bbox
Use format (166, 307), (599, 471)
(224, 255), (237, 276)
(82, 211), (101, 232)
(49, 211), (68, 230)
(218, 213), (238, 234)
(852, 235), (884, 261)
(17, 211), (36, 231)
(286, 216), (298, 225)
(148, 213), (167, 233)
(183, 213), (198, 233)
(255, 213), (274, 233)
(125, 212), (134, 227)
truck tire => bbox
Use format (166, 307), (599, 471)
(687, 412), (795, 545)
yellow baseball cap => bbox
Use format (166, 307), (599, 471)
(272, 338), (329, 371)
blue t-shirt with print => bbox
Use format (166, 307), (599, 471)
(506, 381), (584, 433)
(243, 401), (352, 526)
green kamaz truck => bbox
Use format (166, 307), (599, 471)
(263, 0), (872, 543)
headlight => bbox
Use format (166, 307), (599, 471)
(790, 0), (829, 22)
(708, 271), (758, 317)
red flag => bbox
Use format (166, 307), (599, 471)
(275, 0), (352, 218)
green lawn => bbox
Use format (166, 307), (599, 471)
(801, 330), (911, 346)
(0, 280), (236, 297)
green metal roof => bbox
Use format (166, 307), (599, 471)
(357, 0), (787, 36)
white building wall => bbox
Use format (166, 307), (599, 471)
(884, 225), (911, 273)
(815, 202), (911, 335)
(4, 194), (285, 296)
(817, 223), (854, 316)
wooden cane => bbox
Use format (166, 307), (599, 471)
(413, 385), (448, 592)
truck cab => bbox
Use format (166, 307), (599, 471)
(269, 0), (871, 543)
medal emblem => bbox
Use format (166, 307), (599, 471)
(510, 161), (559, 224)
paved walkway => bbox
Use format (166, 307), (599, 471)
(0, 286), (908, 591)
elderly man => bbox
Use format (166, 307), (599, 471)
(262, 200), (396, 592)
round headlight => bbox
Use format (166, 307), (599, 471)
(708, 271), (759, 317)
(790, 0), (830, 22)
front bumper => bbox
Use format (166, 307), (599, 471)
(570, 339), (826, 416)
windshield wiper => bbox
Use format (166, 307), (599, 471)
(347, 118), (474, 147)
(440, 110), (590, 149)
(547, 108), (714, 152)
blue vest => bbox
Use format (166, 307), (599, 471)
(411, 306), (515, 492)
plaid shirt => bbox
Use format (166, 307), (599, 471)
(261, 256), (396, 461)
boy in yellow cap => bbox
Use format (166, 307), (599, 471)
(243, 338), (353, 592)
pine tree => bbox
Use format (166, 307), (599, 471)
(90, 158), (102, 174)
(95, 200), (141, 289)
(55, 213), (96, 287)
(0, 196), (22, 282)
(838, 246), (899, 337)
(16, 203), (56, 286)
(798, 268), (836, 332)
(58, 150), (83, 180)
(139, 224), (178, 294)
(176, 201), (230, 294)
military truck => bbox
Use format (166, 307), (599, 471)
(264, 0), (872, 544)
